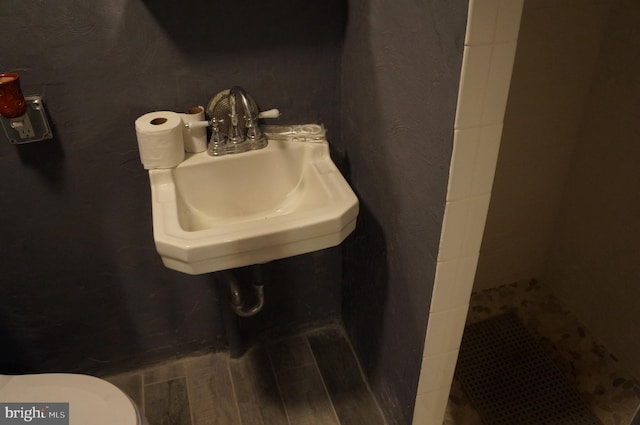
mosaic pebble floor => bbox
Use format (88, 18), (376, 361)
(444, 280), (640, 425)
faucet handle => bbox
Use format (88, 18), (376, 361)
(184, 120), (210, 129)
(257, 109), (281, 119)
(243, 108), (280, 142)
(207, 117), (228, 156)
(210, 117), (226, 143)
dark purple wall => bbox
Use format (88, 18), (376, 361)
(340, 1), (467, 422)
(0, 1), (468, 422)
(0, 0), (345, 375)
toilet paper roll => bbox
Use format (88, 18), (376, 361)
(135, 111), (185, 169)
(179, 106), (208, 153)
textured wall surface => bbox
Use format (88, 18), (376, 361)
(340, 1), (467, 422)
(544, 0), (640, 379)
(0, 0), (345, 375)
(474, 0), (613, 289)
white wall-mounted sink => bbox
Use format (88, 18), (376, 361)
(149, 137), (359, 274)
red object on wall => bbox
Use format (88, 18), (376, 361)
(0, 73), (27, 118)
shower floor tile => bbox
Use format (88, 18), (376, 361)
(104, 324), (386, 425)
(445, 280), (640, 425)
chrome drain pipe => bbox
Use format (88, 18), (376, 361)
(222, 266), (265, 317)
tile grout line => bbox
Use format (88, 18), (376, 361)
(342, 329), (387, 425)
(181, 360), (196, 425)
(331, 327), (388, 424)
(140, 372), (146, 415)
(225, 355), (244, 425)
(246, 355), (269, 425)
(631, 403), (640, 425)
(305, 335), (342, 425)
(265, 343), (293, 425)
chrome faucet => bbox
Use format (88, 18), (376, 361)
(203, 86), (272, 156)
(228, 86), (265, 145)
(182, 87), (280, 156)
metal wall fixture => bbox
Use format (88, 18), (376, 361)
(0, 73), (53, 144)
(218, 266), (265, 318)
(1, 96), (53, 144)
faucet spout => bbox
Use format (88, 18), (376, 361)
(228, 87), (244, 144)
(229, 86), (266, 147)
(230, 86), (252, 122)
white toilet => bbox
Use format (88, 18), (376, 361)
(0, 373), (147, 425)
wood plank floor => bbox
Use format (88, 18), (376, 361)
(106, 325), (386, 425)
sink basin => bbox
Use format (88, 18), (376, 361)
(149, 137), (359, 274)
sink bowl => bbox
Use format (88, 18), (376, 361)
(149, 137), (359, 274)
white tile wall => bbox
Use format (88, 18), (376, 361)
(422, 306), (468, 357)
(447, 124), (503, 201)
(437, 199), (470, 261)
(471, 124), (503, 195)
(412, 0), (523, 424)
(414, 389), (450, 425)
(465, 0), (500, 46)
(455, 45), (493, 128)
(447, 128), (480, 201)
(431, 255), (479, 314)
(494, 0), (525, 43)
(461, 194), (491, 257)
(481, 43), (518, 125)
(417, 349), (460, 394)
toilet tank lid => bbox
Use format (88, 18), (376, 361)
(0, 373), (138, 425)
